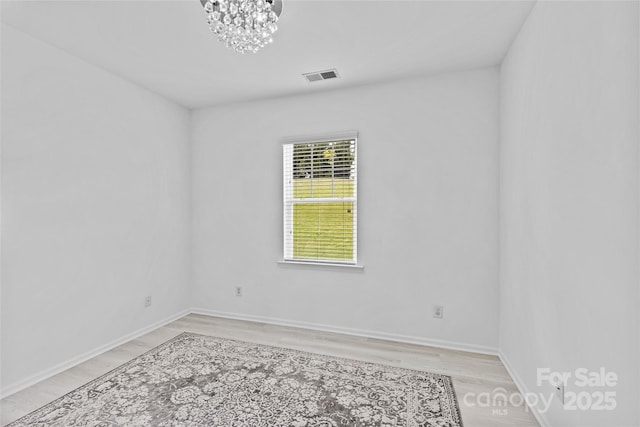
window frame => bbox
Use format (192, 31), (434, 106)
(282, 132), (359, 267)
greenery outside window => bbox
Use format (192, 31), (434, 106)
(283, 134), (357, 265)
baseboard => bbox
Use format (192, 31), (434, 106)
(0, 309), (191, 399)
(0, 307), (499, 399)
(499, 350), (551, 427)
(191, 307), (499, 356)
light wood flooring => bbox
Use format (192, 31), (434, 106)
(1, 314), (540, 426)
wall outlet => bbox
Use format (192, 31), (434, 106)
(433, 305), (443, 319)
(144, 295), (152, 308)
(554, 382), (565, 404)
(235, 286), (243, 297)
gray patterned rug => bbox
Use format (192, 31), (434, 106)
(8, 332), (463, 426)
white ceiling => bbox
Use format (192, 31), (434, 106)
(1, 0), (534, 109)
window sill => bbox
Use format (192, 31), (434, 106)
(277, 260), (364, 270)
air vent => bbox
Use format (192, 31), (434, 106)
(302, 69), (340, 83)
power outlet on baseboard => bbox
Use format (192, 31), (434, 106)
(144, 295), (152, 308)
(433, 305), (443, 319)
(235, 286), (243, 297)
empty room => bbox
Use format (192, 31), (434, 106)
(1, 0), (639, 426)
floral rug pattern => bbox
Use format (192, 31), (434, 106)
(9, 333), (463, 426)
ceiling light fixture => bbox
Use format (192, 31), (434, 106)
(200, 0), (282, 54)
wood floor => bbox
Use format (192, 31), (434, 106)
(1, 314), (540, 426)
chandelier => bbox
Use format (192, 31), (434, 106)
(200, 0), (283, 54)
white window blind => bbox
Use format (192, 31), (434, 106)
(283, 135), (357, 265)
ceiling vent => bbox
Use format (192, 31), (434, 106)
(302, 69), (340, 83)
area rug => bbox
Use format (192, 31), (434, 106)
(8, 332), (463, 426)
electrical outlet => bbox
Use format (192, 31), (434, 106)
(554, 382), (565, 404)
(144, 295), (152, 308)
(433, 305), (443, 319)
(235, 286), (243, 297)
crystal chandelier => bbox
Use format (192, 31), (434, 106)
(200, 0), (282, 54)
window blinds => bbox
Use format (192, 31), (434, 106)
(283, 136), (357, 264)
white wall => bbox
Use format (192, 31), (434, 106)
(191, 68), (500, 352)
(1, 25), (191, 394)
(500, 2), (639, 426)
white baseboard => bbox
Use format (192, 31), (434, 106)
(191, 307), (499, 356)
(499, 350), (551, 427)
(1, 307), (501, 400)
(0, 309), (191, 399)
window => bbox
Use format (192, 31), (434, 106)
(283, 134), (357, 265)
